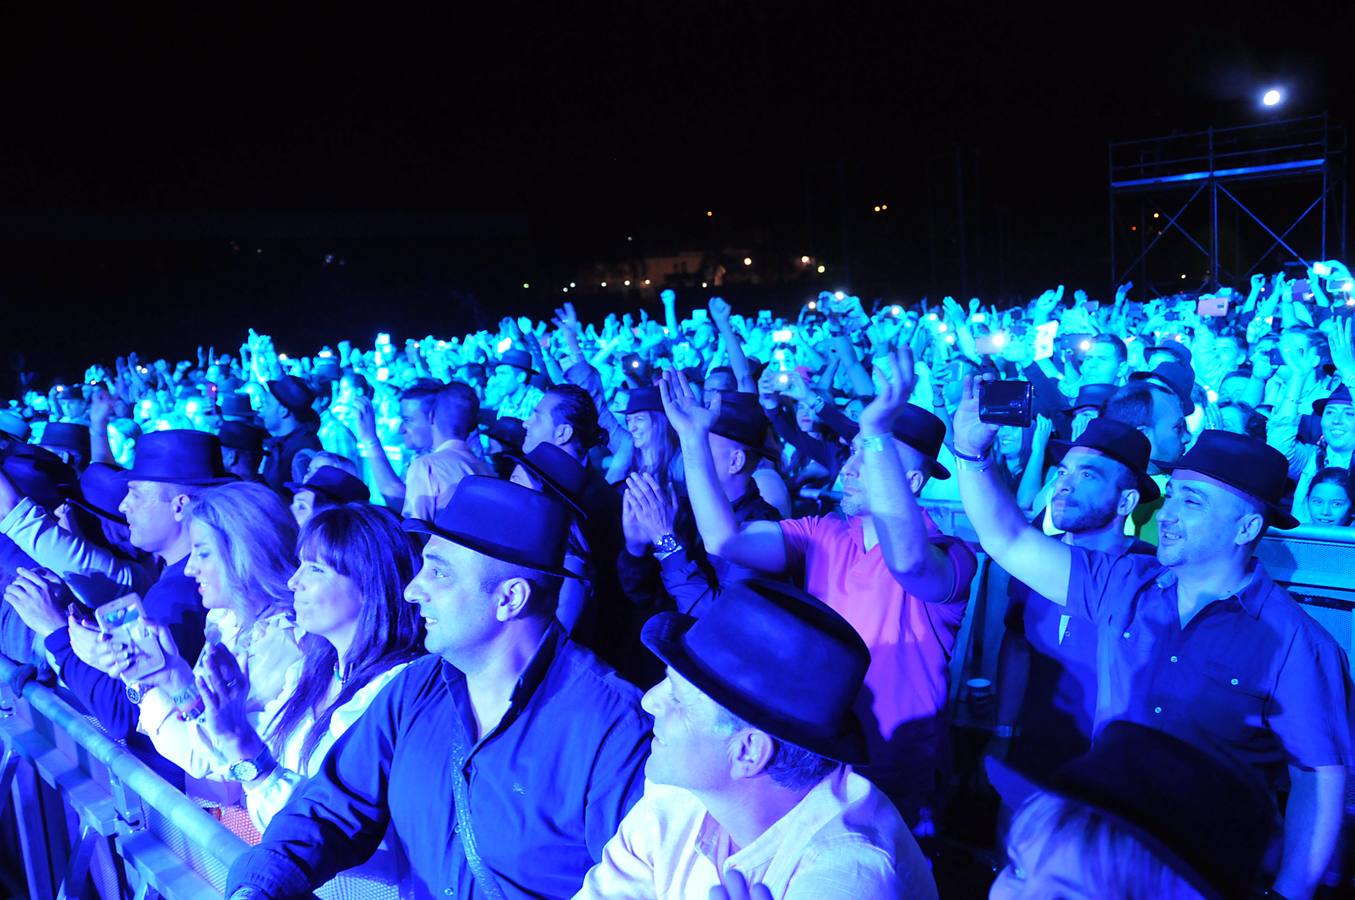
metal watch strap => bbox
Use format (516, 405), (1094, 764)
(654, 533), (680, 555)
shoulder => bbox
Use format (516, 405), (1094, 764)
(550, 639), (648, 724)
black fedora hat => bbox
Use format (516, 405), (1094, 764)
(124, 430), (234, 486)
(219, 392), (256, 421)
(1062, 382), (1117, 415)
(267, 376), (319, 423)
(1048, 418), (1160, 503)
(404, 475), (575, 579)
(624, 386), (664, 416)
(642, 578), (870, 764)
(1144, 339), (1193, 369)
(485, 416), (526, 453)
(987, 720), (1274, 900)
(70, 462), (130, 524)
(218, 422), (266, 456)
(710, 392), (770, 451)
(1312, 384), (1353, 416)
(1, 445), (77, 511)
(1129, 361), (1196, 414)
(495, 349), (537, 376)
(500, 443), (589, 520)
(39, 422), (91, 465)
(1164, 429), (1298, 528)
(890, 403), (950, 480)
(286, 465), (370, 505)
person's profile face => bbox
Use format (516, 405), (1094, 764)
(399, 399), (435, 453)
(522, 394), (559, 454)
(639, 669), (737, 792)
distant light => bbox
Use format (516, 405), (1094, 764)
(1130, 226), (1137, 232)
(808, 300), (818, 310)
(743, 257), (753, 266)
(318, 349), (333, 358)
(701, 282), (708, 288)
(1181, 274), (1187, 279)
(926, 313), (938, 321)
(889, 305), (903, 316)
(880, 204), (888, 211)
(816, 264), (826, 274)
(569, 282), (576, 288)
(1153, 212), (1160, 219)
(873, 205), (881, 213)
(945, 334), (956, 345)
(624, 280), (631, 286)
(834, 291), (846, 300)
(706, 210), (714, 217)
(643, 279), (651, 286)
(626, 236), (633, 241)
(800, 255), (811, 264)
(1261, 88), (1283, 107)
(278, 353), (289, 361)
(937, 322), (948, 333)
(497, 338), (513, 353)
(522, 282), (530, 289)
(563, 287), (569, 293)
(1173, 334), (1185, 343)
(600, 281), (607, 287)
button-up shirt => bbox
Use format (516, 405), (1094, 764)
(403, 438), (492, 520)
(1067, 548), (1352, 784)
(226, 623), (652, 900)
(573, 769), (936, 900)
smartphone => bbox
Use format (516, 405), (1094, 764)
(772, 329), (794, 344)
(1033, 321), (1060, 361)
(691, 309), (709, 324)
(975, 332), (1007, 355)
(1197, 295), (1229, 317)
(978, 380), (1035, 427)
(1292, 279), (1315, 304)
(95, 594), (167, 683)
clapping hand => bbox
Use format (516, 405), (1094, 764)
(196, 642), (258, 762)
(709, 871), (773, 900)
(624, 473), (679, 547)
(856, 346), (918, 437)
(658, 369), (721, 442)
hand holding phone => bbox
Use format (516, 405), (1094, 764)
(978, 380), (1035, 427)
(95, 594), (167, 683)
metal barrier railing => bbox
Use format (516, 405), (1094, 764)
(0, 653), (248, 899)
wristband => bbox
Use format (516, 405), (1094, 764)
(859, 433), (891, 453)
(951, 445), (991, 463)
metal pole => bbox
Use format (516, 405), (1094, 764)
(1210, 127), (1220, 290)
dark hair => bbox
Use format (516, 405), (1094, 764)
(401, 381), (442, 420)
(1309, 468), (1355, 526)
(544, 384), (600, 450)
(1090, 334), (1127, 366)
(622, 409), (683, 492)
(433, 381), (480, 440)
(476, 557), (564, 619)
(264, 505), (425, 770)
(1104, 383), (1176, 431)
(1218, 401), (1268, 440)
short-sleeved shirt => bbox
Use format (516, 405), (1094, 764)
(402, 438), (492, 520)
(778, 512), (977, 802)
(1067, 548), (1352, 785)
(1005, 537), (1154, 777)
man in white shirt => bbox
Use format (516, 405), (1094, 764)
(401, 382), (490, 520)
(575, 578), (936, 900)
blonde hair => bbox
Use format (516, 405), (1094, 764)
(185, 482), (297, 619)
(1008, 792), (1205, 900)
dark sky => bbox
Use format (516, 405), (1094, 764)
(0, 3), (1351, 384)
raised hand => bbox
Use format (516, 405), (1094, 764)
(351, 395), (380, 443)
(708, 296), (732, 327)
(658, 369), (720, 441)
(3, 567), (70, 638)
(196, 642), (257, 762)
(857, 346), (918, 437)
(553, 301), (581, 335)
(1330, 317), (1355, 385)
(953, 374), (1001, 458)
(88, 384), (113, 424)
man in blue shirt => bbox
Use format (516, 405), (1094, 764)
(954, 376), (1350, 900)
(227, 477), (651, 900)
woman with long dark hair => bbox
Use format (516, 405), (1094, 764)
(196, 503), (424, 832)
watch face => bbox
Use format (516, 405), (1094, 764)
(230, 760), (258, 781)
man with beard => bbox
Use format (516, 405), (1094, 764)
(954, 374), (1350, 900)
(992, 419), (1158, 777)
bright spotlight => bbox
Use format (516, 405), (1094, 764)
(1261, 88), (1283, 107)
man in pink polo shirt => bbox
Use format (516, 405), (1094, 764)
(659, 351), (976, 824)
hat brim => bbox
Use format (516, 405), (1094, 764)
(497, 451), (589, 521)
(1158, 464), (1298, 529)
(641, 611), (869, 765)
(68, 496), (128, 526)
(1127, 370), (1196, 415)
(1312, 396), (1352, 416)
(402, 518), (579, 580)
(122, 472), (236, 487)
(285, 481), (365, 505)
(1048, 440), (1161, 504)
(985, 757), (1224, 900)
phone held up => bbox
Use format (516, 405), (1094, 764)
(978, 380), (1034, 428)
(94, 594), (167, 683)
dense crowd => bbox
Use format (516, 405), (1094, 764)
(1, 263), (1353, 899)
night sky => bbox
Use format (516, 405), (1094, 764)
(1, 4), (1351, 388)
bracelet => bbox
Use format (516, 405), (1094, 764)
(951, 445), (991, 463)
(859, 433), (891, 453)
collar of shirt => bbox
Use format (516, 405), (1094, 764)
(432, 438), (471, 455)
(1152, 559), (1271, 619)
(439, 620), (565, 752)
(693, 767), (846, 873)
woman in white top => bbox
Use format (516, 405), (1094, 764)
(195, 503), (425, 831)
(131, 481), (303, 784)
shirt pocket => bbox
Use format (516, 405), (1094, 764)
(1199, 659), (1269, 735)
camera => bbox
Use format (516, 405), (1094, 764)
(978, 380), (1034, 427)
